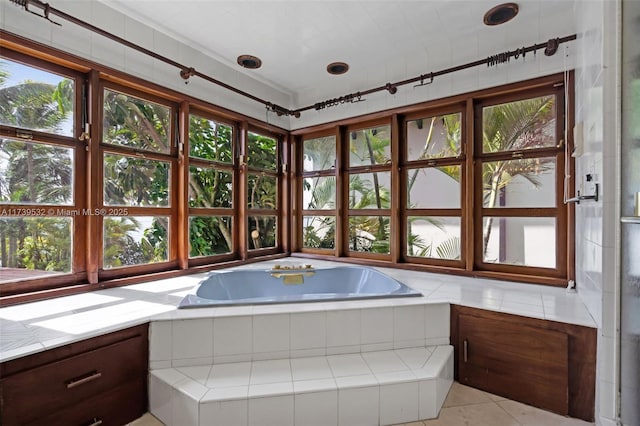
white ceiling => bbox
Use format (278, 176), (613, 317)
(100, 0), (576, 108)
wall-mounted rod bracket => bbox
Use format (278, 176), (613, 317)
(566, 183), (599, 204)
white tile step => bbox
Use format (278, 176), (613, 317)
(150, 345), (453, 426)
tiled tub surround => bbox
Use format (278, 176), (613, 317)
(0, 259), (596, 425)
(148, 303), (453, 426)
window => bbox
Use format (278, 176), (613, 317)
(100, 84), (176, 275)
(475, 91), (566, 276)
(188, 111), (235, 260)
(403, 110), (464, 264)
(295, 76), (571, 285)
(300, 133), (337, 252)
(246, 130), (280, 252)
(0, 55), (81, 289)
(346, 122), (392, 257)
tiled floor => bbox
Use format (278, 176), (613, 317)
(129, 381), (594, 426)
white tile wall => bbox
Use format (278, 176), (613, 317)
(574, 0), (620, 424)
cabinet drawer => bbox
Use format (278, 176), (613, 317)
(26, 379), (146, 426)
(1, 334), (145, 425)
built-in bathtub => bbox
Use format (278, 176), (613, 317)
(178, 265), (421, 308)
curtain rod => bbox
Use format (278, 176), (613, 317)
(10, 0), (575, 119)
(9, 0), (295, 117)
(296, 34), (576, 115)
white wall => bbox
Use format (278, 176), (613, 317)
(0, 0), (292, 129)
(574, 0), (620, 425)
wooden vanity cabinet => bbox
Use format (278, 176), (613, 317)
(450, 305), (596, 422)
(0, 323), (149, 426)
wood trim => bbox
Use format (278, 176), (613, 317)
(238, 121), (249, 259)
(450, 305), (596, 421)
(390, 114), (400, 263)
(177, 101), (190, 269)
(86, 70), (101, 283)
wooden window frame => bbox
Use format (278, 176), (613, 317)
(186, 108), (239, 266)
(293, 74), (574, 286)
(244, 126), (285, 258)
(297, 130), (339, 256)
(473, 85), (568, 279)
(342, 118), (393, 261)
(97, 81), (180, 280)
(400, 104), (467, 268)
(0, 51), (88, 296)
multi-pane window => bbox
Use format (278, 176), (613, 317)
(100, 85), (176, 272)
(300, 134), (337, 251)
(295, 79), (570, 283)
(246, 130), (279, 251)
(0, 56), (80, 287)
(346, 123), (392, 256)
(476, 91), (565, 275)
(403, 110), (464, 264)
(188, 112), (234, 259)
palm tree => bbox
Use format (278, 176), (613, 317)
(480, 96), (555, 254)
(0, 62), (73, 271)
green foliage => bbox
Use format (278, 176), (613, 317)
(189, 216), (232, 256)
(0, 64), (74, 272)
(102, 89), (170, 153)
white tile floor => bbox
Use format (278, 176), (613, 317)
(129, 381), (595, 426)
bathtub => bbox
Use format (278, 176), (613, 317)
(178, 266), (421, 308)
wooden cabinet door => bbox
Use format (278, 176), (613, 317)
(458, 313), (569, 415)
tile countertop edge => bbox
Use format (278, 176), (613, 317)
(0, 260), (597, 364)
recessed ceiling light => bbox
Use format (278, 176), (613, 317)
(237, 55), (262, 69)
(327, 62), (349, 75)
(483, 3), (519, 26)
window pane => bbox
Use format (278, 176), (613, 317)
(407, 216), (461, 260)
(303, 136), (336, 171)
(0, 58), (74, 137)
(103, 216), (168, 268)
(102, 89), (171, 154)
(103, 154), (170, 207)
(0, 139), (73, 205)
(349, 172), (390, 209)
(248, 132), (277, 170)
(189, 216), (232, 256)
(189, 167), (232, 208)
(348, 216), (390, 253)
(302, 216), (335, 249)
(407, 113), (461, 160)
(349, 125), (391, 166)
(248, 174), (277, 209)
(303, 176), (335, 210)
(482, 95), (556, 153)
(482, 217), (556, 268)
(483, 158), (556, 208)
(189, 115), (233, 163)
(0, 217), (71, 282)
(407, 166), (461, 209)
(248, 216), (276, 249)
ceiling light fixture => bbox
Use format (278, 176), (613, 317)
(327, 62), (349, 75)
(237, 55), (262, 69)
(483, 3), (519, 26)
